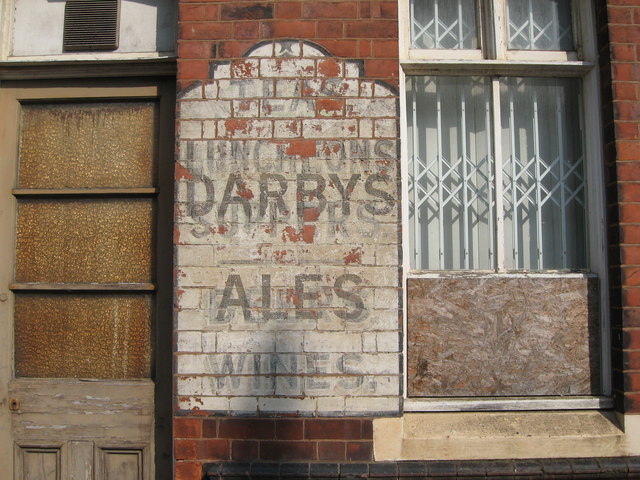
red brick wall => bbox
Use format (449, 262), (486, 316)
(174, 417), (373, 480)
(602, 0), (640, 414)
(177, 1), (399, 91)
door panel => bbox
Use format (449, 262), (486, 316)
(14, 294), (152, 378)
(14, 445), (62, 480)
(0, 80), (173, 480)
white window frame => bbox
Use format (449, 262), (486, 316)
(399, 0), (612, 410)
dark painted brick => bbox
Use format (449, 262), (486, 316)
(457, 461), (486, 477)
(570, 457), (601, 475)
(250, 462), (280, 477)
(221, 3), (273, 21)
(628, 456), (640, 473)
(204, 462), (223, 475)
(426, 461), (457, 477)
(397, 462), (427, 476)
(280, 463), (310, 477)
(221, 462), (251, 476)
(597, 456), (629, 479)
(484, 460), (517, 476)
(310, 463), (339, 478)
(513, 460), (543, 475)
(369, 462), (398, 477)
(340, 463), (369, 477)
(202, 458), (640, 479)
(539, 458), (572, 476)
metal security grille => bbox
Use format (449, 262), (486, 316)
(501, 77), (586, 270)
(507, 0), (573, 51)
(408, 77), (494, 270)
(407, 76), (587, 271)
(63, 0), (119, 51)
(410, 0), (478, 49)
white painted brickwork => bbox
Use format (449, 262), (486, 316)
(175, 40), (401, 416)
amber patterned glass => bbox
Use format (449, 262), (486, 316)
(15, 199), (154, 284)
(14, 294), (152, 378)
(18, 102), (157, 189)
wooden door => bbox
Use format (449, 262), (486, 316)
(0, 80), (174, 480)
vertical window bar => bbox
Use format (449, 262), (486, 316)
(556, 88), (568, 269)
(527, 0), (535, 49)
(508, 87), (519, 268)
(551, 0), (559, 49)
(411, 78), (422, 268)
(492, 78), (505, 271)
(436, 87), (445, 269)
(533, 89), (544, 268)
(410, 0), (417, 49)
(434, 0), (440, 50)
(461, 89), (470, 268)
(486, 85), (496, 268)
(577, 85), (588, 267)
(458, 0), (464, 49)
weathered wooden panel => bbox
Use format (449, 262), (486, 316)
(407, 275), (600, 396)
(10, 379), (154, 442)
(99, 449), (143, 480)
(14, 446), (61, 480)
(68, 441), (93, 480)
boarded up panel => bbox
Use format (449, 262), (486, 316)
(407, 276), (600, 396)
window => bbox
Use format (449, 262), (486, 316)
(402, 1), (610, 404)
(401, 0), (601, 272)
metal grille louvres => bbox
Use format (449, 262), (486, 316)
(63, 0), (119, 51)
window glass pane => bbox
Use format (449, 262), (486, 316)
(500, 77), (586, 270)
(507, 0), (574, 51)
(407, 76), (493, 270)
(18, 102), (157, 189)
(14, 293), (152, 378)
(410, 0), (478, 49)
(15, 198), (154, 284)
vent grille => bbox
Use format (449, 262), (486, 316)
(63, 0), (119, 51)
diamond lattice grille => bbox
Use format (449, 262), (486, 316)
(407, 76), (586, 271)
(410, 0), (478, 49)
(507, 0), (573, 51)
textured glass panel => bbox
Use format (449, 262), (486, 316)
(407, 76), (493, 270)
(410, 0), (478, 49)
(15, 199), (154, 283)
(18, 102), (157, 189)
(500, 77), (586, 270)
(507, 0), (574, 51)
(15, 294), (152, 378)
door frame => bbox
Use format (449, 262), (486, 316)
(0, 77), (175, 480)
